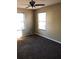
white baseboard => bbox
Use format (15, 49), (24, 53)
(35, 33), (61, 44)
(23, 33), (34, 37)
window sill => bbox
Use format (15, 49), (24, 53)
(38, 29), (47, 31)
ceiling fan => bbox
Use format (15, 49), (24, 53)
(26, 0), (45, 8)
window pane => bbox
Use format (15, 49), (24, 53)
(38, 13), (46, 30)
(16, 13), (24, 39)
(16, 13), (24, 30)
(38, 22), (46, 30)
(38, 13), (46, 22)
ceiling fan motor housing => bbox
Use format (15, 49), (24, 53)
(30, 0), (35, 7)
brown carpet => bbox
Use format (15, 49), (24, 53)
(17, 34), (61, 59)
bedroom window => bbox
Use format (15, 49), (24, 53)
(38, 12), (46, 30)
(16, 13), (24, 39)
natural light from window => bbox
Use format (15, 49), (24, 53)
(38, 12), (46, 30)
(16, 13), (24, 40)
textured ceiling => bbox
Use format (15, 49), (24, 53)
(17, 0), (61, 9)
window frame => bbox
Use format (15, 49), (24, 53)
(38, 12), (47, 30)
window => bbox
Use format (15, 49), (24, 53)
(16, 13), (24, 39)
(38, 12), (46, 30)
(16, 13), (24, 30)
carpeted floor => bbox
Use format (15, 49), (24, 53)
(17, 34), (61, 59)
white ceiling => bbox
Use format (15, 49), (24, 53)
(17, 0), (61, 9)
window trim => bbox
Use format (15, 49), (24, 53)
(38, 12), (47, 30)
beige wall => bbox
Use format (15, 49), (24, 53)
(17, 8), (34, 36)
(35, 3), (61, 42)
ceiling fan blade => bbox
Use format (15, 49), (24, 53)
(26, 5), (31, 8)
(35, 4), (45, 6)
(17, 4), (29, 5)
